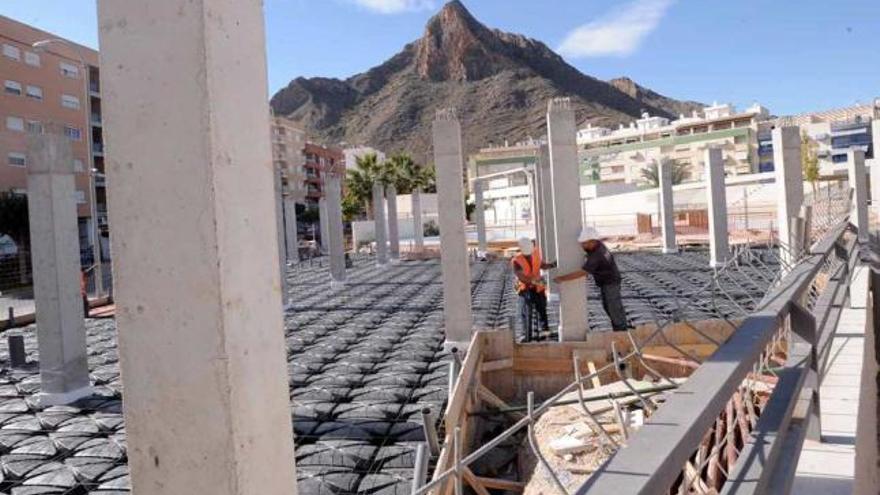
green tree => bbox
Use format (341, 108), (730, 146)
(640, 161), (688, 188)
(801, 131), (820, 195)
(345, 153), (381, 219)
(390, 153), (436, 194)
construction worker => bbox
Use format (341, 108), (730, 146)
(555, 231), (631, 331)
(512, 237), (556, 340)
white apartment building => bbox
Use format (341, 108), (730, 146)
(578, 103), (772, 185)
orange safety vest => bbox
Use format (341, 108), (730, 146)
(511, 247), (546, 294)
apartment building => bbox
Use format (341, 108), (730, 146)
(0, 15), (105, 254)
(578, 103), (771, 185)
(271, 115), (307, 204)
(758, 102), (877, 173)
(303, 143), (344, 207)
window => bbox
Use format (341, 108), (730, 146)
(60, 62), (79, 79)
(4, 80), (22, 96)
(6, 117), (24, 132)
(25, 85), (42, 101)
(2, 44), (20, 61)
(24, 52), (40, 67)
(74, 190), (86, 205)
(61, 94), (80, 110)
(7, 153), (26, 168)
(26, 121), (43, 134)
(64, 126), (82, 141)
(73, 159), (84, 172)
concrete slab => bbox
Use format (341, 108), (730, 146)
(793, 263), (869, 494)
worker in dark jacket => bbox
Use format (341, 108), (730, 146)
(555, 231), (630, 331)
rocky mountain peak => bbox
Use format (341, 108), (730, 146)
(415, 1), (507, 82)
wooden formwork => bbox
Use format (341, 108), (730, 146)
(429, 320), (737, 494)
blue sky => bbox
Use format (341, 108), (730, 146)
(2, 0), (878, 115)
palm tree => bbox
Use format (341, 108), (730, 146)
(345, 153), (381, 219)
(640, 160), (688, 188)
(389, 153), (436, 194)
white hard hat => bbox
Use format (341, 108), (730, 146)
(518, 237), (534, 255)
(578, 227), (598, 243)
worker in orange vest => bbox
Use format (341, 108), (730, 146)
(512, 237), (556, 341)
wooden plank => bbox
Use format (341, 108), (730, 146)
(477, 385), (525, 420)
(474, 476), (525, 492)
(444, 332), (486, 432)
(481, 358), (513, 372)
(462, 467), (492, 495)
(587, 361), (602, 389)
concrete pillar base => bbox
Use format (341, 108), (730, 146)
(557, 324), (588, 342)
(37, 385), (94, 407)
(330, 280), (347, 290)
(662, 247), (678, 255)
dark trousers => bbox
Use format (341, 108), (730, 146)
(518, 289), (549, 340)
(599, 282), (629, 331)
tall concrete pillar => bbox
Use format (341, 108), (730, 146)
(283, 197), (298, 262)
(412, 188), (424, 252)
(547, 99), (588, 341)
(318, 197), (330, 255)
(848, 149), (869, 242)
(705, 147), (729, 268)
(26, 133), (92, 406)
(273, 167), (289, 303)
(432, 108), (474, 347)
(386, 184), (400, 261)
(474, 180), (487, 253)
(326, 174), (346, 285)
(538, 144), (558, 297)
(772, 126), (804, 267)
(658, 159), (677, 254)
(373, 182), (389, 265)
(97, 1), (298, 494)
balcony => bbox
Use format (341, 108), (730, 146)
(92, 143), (104, 156)
(91, 114), (102, 127)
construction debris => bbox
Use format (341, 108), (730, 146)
(519, 380), (671, 494)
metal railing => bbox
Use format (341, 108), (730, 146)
(411, 186), (855, 495)
(580, 220), (855, 493)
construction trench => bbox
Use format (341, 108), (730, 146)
(0, 245), (787, 495)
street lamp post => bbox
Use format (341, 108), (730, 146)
(33, 39), (104, 298)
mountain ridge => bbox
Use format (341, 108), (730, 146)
(270, 0), (702, 160)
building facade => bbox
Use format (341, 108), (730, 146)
(303, 143), (344, 207)
(0, 15), (105, 255)
(578, 103), (771, 185)
(467, 138), (544, 227)
(759, 103), (877, 173)
(271, 115), (307, 204)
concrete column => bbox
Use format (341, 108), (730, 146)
(772, 126), (804, 268)
(538, 144), (558, 297)
(547, 99), (588, 341)
(658, 159), (677, 254)
(412, 188), (424, 252)
(432, 108), (474, 347)
(97, 1), (298, 494)
(326, 174), (346, 285)
(373, 182), (389, 265)
(705, 147), (729, 268)
(848, 149), (869, 242)
(283, 197), (298, 262)
(474, 180), (487, 253)
(318, 197), (330, 255)
(273, 167), (289, 303)
(26, 133), (92, 406)
(386, 184), (400, 261)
